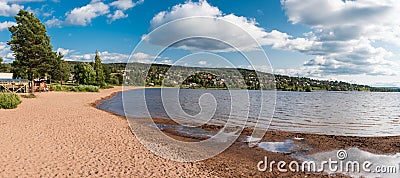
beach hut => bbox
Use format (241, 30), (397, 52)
(0, 73), (30, 93)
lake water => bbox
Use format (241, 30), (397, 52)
(97, 88), (400, 137)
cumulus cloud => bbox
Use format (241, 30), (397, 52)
(198, 60), (207, 65)
(278, 0), (400, 76)
(45, 17), (62, 28)
(130, 52), (162, 63)
(0, 0), (48, 17)
(0, 42), (14, 63)
(107, 0), (144, 22)
(0, 21), (16, 31)
(145, 0), (311, 52)
(146, 0), (399, 77)
(56, 48), (74, 56)
(63, 51), (129, 63)
(110, 0), (143, 11)
(0, 1), (23, 16)
(107, 10), (128, 22)
(282, 0), (400, 45)
(47, 0), (144, 26)
(61, 50), (160, 64)
(65, 0), (110, 26)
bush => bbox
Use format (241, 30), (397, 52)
(77, 85), (99, 92)
(50, 84), (99, 92)
(0, 93), (22, 109)
(100, 85), (114, 89)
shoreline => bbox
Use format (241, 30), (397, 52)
(95, 87), (400, 154)
(94, 87), (400, 177)
(1, 87), (398, 177)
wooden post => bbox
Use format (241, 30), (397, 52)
(30, 73), (35, 94)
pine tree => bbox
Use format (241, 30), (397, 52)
(93, 50), (105, 86)
(49, 52), (70, 84)
(0, 57), (4, 72)
(7, 10), (56, 93)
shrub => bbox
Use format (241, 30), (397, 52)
(100, 85), (114, 89)
(49, 84), (69, 92)
(50, 84), (99, 92)
(0, 93), (22, 109)
(77, 85), (99, 92)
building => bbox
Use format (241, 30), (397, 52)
(0, 73), (12, 79)
(0, 73), (30, 93)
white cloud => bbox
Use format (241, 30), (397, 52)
(110, 0), (136, 11)
(0, 42), (14, 63)
(130, 52), (161, 63)
(0, 21), (16, 31)
(107, 10), (128, 22)
(146, 0), (400, 77)
(107, 0), (143, 22)
(45, 17), (62, 28)
(61, 50), (170, 64)
(160, 59), (172, 64)
(56, 48), (73, 56)
(198, 60), (207, 65)
(146, 0), (314, 53)
(65, 1), (110, 26)
(276, 0), (400, 77)
(281, 0), (400, 45)
(52, 0), (143, 26)
(62, 50), (130, 63)
(0, 1), (23, 17)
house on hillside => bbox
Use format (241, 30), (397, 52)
(0, 73), (30, 93)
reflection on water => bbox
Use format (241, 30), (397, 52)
(297, 148), (400, 178)
(257, 139), (296, 153)
(98, 88), (400, 136)
(155, 124), (216, 139)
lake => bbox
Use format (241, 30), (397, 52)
(97, 88), (400, 137)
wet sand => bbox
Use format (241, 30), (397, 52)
(150, 118), (400, 177)
(1, 87), (399, 177)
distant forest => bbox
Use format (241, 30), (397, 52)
(1, 61), (399, 92)
(81, 62), (400, 92)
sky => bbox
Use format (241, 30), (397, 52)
(0, 0), (399, 87)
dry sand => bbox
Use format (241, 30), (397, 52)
(0, 87), (209, 177)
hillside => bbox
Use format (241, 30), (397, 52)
(2, 61), (398, 92)
(103, 62), (400, 92)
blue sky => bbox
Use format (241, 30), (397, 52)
(0, 0), (399, 86)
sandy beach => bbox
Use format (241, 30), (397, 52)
(0, 87), (211, 177)
(2, 87), (400, 177)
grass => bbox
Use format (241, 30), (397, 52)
(0, 93), (22, 109)
(50, 84), (99, 92)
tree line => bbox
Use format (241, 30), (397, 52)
(1, 9), (107, 93)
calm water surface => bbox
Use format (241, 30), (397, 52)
(97, 88), (400, 137)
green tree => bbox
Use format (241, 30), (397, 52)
(93, 51), (105, 86)
(7, 10), (56, 93)
(103, 64), (111, 84)
(49, 52), (70, 84)
(0, 57), (4, 72)
(74, 63), (96, 85)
